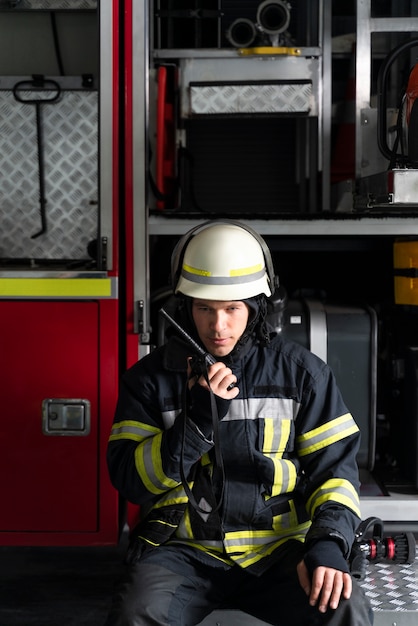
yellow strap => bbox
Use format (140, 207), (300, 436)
(238, 46), (301, 56)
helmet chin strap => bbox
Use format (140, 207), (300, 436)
(222, 295), (271, 364)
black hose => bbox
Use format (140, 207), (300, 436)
(50, 12), (65, 76)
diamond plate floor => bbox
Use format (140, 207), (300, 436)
(0, 541), (417, 626)
(362, 556), (418, 625)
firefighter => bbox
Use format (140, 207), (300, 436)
(105, 220), (373, 626)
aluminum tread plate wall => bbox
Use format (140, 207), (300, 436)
(362, 558), (418, 613)
(189, 82), (312, 115)
(0, 0), (97, 9)
(0, 88), (98, 260)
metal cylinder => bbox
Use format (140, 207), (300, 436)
(256, 0), (291, 35)
(226, 18), (257, 48)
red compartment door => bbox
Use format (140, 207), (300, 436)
(0, 301), (100, 533)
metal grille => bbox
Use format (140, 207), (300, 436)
(361, 557), (418, 613)
(190, 82), (312, 115)
(0, 0), (97, 9)
(0, 89), (98, 261)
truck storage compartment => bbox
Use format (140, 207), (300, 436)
(149, 0), (330, 215)
(270, 298), (378, 472)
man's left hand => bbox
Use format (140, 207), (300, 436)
(297, 559), (352, 613)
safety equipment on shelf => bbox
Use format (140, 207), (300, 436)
(226, 18), (257, 48)
(226, 1), (292, 49)
(257, 0), (291, 37)
(377, 38), (418, 167)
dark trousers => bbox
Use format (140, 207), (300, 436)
(104, 541), (374, 626)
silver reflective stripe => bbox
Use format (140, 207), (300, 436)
(222, 397), (300, 422)
(134, 433), (180, 494)
(306, 299), (327, 362)
(297, 413), (358, 456)
(109, 420), (160, 440)
(307, 478), (361, 518)
(136, 436), (169, 493)
(270, 458), (296, 496)
(161, 409), (181, 429)
(181, 267), (266, 285)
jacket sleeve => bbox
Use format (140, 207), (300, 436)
(295, 362), (363, 570)
(106, 354), (216, 505)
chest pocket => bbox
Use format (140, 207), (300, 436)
(262, 417), (298, 497)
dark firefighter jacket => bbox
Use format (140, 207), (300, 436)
(107, 332), (362, 575)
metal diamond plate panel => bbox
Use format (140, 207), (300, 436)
(0, 89), (98, 260)
(361, 555), (418, 613)
(0, 0), (96, 9)
(190, 82), (312, 115)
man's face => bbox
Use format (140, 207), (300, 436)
(191, 299), (250, 358)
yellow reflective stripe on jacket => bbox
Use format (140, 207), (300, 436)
(296, 413), (359, 456)
(263, 416), (290, 452)
(177, 507), (193, 539)
(173, 539), (232, 564)
(172, 525), (310, 569)
(268, 459), (297, 496)
(109, 420), (180, 494)
(306, 478), (361, 518)
(151, 484), (189, 510)
(134, 432), (179, 494)
(223, 525), (310, 568)
(271, 499), (299, 532)
(231, 533), (309, 569)
(263, 418), (297, 496)
(108, 419), (161, 442)
(137, 519), (181, 547)
(223, 524), (308, 553)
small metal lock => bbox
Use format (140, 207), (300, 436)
(42, 399), (91, 436)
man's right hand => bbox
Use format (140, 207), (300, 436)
(188, 359), (239, 399)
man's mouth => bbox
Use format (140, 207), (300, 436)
(208, 337), (229, 346)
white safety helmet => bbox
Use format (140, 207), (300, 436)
(172, 221), (274, 300)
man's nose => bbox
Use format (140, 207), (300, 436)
(211, 311), (226, 331)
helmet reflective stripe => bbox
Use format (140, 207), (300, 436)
(174, 222), (272, 299)
(182, 263), (265, 285)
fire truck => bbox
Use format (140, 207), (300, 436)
(1, 1), (418, 623)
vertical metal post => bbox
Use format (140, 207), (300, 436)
(100, 0), (114, 269)
(321, 0), (332, 211)
(355, 0), (372, 180)
(132, 1), (151, 354)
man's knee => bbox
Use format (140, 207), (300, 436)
(105, 563), (184, 626)
(326, 580), (373, 626)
